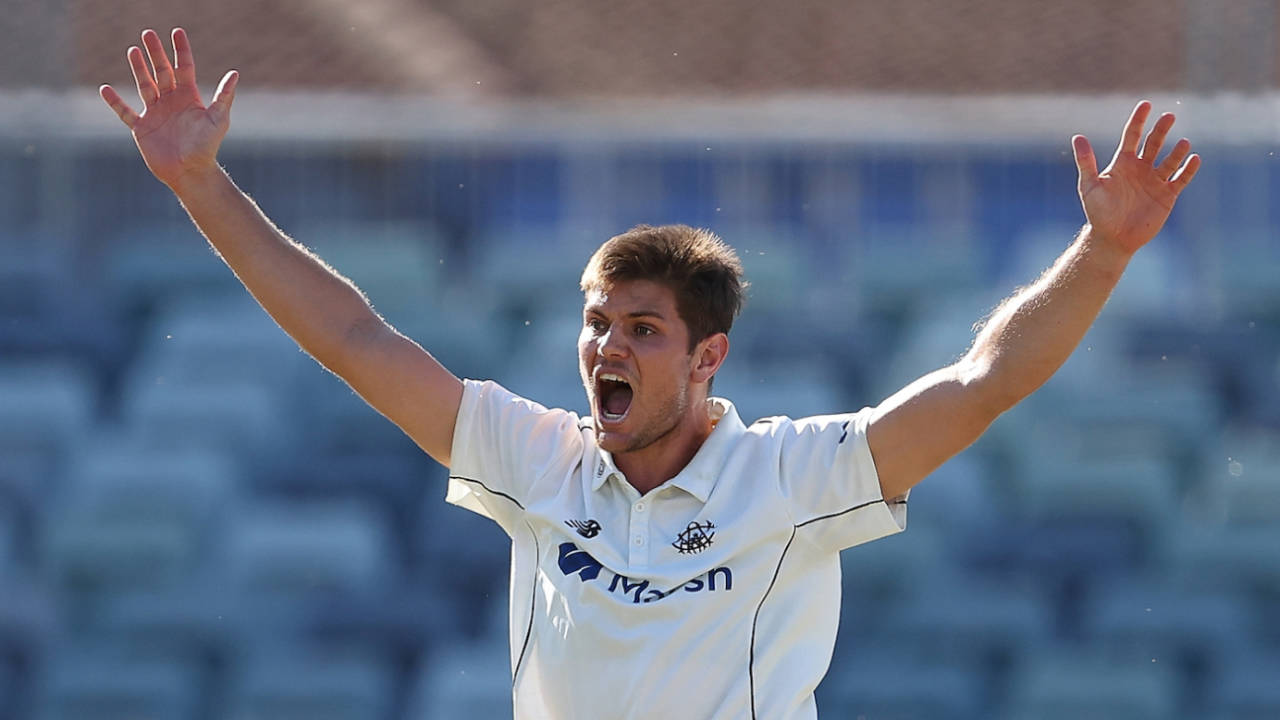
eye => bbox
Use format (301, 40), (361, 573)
(586, 317), (607, 333)
(634, 325), (655, 337)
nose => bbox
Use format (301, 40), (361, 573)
(598, 324), (628, 359)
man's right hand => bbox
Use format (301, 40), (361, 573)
(100, 28), (238, 192)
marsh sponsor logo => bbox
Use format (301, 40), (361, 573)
(556, 542), (732, 605)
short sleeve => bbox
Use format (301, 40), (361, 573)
(447, 379), (583, 534)
(774, 409), (907, 552)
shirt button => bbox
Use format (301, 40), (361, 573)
(633, 536), (645, 546)
(634, 501), (646, 512)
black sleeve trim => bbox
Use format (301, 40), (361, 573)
(794, 498), (885, 529)
(448, 475), (526, 510)
(749, 526), (796, 720)
(512, 522), (539, 686)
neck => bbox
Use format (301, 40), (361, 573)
(614, 400), (714, 495)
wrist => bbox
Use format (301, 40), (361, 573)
(1077, 224), (1134, 277)
(168, 162), (228, 198)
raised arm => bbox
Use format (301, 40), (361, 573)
(101, 28), (462, 465)
(866, 101), (1201, 501)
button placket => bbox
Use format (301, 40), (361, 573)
(628, 497), (650, 566)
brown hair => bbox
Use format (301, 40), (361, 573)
(580, 224), (747, 350)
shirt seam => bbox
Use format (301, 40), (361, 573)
(749, 526), (797, 720)
(448, 475), (526, 510)
(512, 520), (539, 688)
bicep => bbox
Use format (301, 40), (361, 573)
(865, 362), (1001, 500)
(333, 321), (464, 467)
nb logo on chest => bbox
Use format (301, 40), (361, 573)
(556, 542), (733, 604)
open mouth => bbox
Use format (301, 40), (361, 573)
(596, 373), (634, 423)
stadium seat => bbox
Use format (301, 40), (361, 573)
(1014, 456), (1179, 566)
(126, 292), (304, 399)
(104, 219), (240, 313)
(818, 645), (984, 720)
(418, 494), (512, 633)
(289, 219), (447, 327)
(220, 500), (396, 598)
(222, 642), (396, 720)
(837, 526), (951, 638)
(0, 360), (96, 463)
(1171, 525), (1280, 606)
(1079, 576), (1253, 670)
(42, 442), (239, 591)
(407, 639), (513, 720)
(119, 377), (288, 462)
(35, 646), (202, 720)
(1204, 648), (1280, 720)
(1000, 649), (1179, 720)
(877, 571), (1054, 669)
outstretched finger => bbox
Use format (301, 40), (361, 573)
(1140, 112), (1175, 163)
(100, 84), (141, 128)
(1170, 154), (1201, 193)
(1072, 134), (1098, 188)
(128, 46), (159, 106)
(209, 70), (239, 124)
(1156, 138), (1192, 179)
(1119, 100), (1151, 155)
(172, 28), (197, 89)
(142, 29), (175, 91)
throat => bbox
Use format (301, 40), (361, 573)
(603, 384), (633, 416)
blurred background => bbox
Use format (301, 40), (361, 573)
(1, 0), (1279, 718)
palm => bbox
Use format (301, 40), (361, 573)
(100, 28), (237, 189)
(132, 86), (223, 181)
(1072, 102), (1200, 255)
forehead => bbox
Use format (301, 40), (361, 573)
(583, 278), (679, 316)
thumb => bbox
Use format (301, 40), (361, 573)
(1072, 134), (1098, 190)
(209, 70), (239, 124)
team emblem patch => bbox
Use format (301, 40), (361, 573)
(565, 519), (602, 538)
(672, 520), (715, 554)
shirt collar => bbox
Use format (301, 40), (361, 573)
(590, 397), (746, 503)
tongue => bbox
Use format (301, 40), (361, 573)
(604, 385), (633, 416)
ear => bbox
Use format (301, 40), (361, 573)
(690, 332), (729, 384)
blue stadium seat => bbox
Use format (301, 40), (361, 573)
(36, 646), (202, 720)
(127, 292), (305, 400)
(0, 577), (57, 716)
(119, 377), (288, 461)
(1079, 576), (1253, 669)
(419, 494), (511, 624)
(220, 500), (396, 598)
(290, 219), (447, 328)
(818, 645), (984, 720)
(837, 526), (950, 638)
(1001, 649), (1179, 720)
(877, 571), (1054, 669)
(407, 639), (513, 720)
(1204, 648), (1280, 720)
(42, 442), (239, 591)
(222, 642), (395, 720)
(1015, 457), (1179, 565)
(104, 220), (240, 312)
(1171, 525), (1280, 604)
(0, 360), (95, 462)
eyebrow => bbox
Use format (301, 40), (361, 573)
(583, 307), (669, 321)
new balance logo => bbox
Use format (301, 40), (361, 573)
(557, 542), (604, 581)
(565, 519), (602, 538)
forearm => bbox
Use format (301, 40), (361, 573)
(966, 224), (1132, 410)
(171, 165), (384, 370)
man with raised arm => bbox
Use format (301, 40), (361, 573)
(102, 28), (1199, 720)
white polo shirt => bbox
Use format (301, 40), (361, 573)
(446, 379), (907, 720)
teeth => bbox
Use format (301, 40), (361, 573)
(599, 373), (627, 383)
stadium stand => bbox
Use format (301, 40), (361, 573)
(0, 125), (1275, 719)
